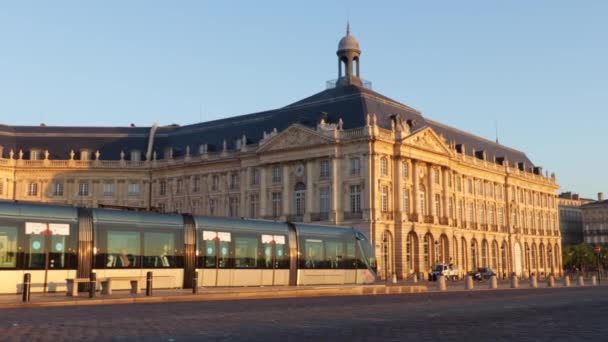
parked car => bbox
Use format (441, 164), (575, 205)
(469, 267), (496, 281)
(429, 263), (460, 281)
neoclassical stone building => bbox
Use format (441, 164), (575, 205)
(0, 28), (561, 279)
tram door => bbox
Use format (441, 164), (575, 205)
(25, 223), (70, 293)
(202, 231), (231, 287)
(262, 235), (286, 285)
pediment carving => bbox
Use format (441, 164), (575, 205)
(403, 127), (453, 156)
(258, 124), (335, 153)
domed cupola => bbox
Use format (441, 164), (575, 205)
(336, 22), (362, 86)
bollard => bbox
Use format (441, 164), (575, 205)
(412, 273), (418, 283)
(489, 275), (497, 289)
(22, 273), (31, 303)
(591, 276), (597, 286)
(146, 271), (153, 296)
(563, 275), (571, 287)
(438, 275), (447, 291)
(510, 274), (519, 289)
(547, 275), (555, 288)
(89, 271), (97, 298)
(465, 275), (474, 290)
(392, 273), (397, 284)
(529, 275), (538, 288)
(577, 275), (585, 286)
(192, 272), (199, 294)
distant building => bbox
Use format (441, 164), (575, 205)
(581, 192), (608, 245)
(558, 192), (594, 245)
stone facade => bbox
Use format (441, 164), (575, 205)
(582, 194), (608, 246)
(0, 27), (562, 279)
(558, 192), (594, 245)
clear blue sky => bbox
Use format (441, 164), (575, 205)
(0, 1), (606, 198)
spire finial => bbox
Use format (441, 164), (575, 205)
(346, 21), (350, 35)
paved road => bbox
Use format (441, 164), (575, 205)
(1, 287), (607, 341)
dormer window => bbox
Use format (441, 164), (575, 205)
(164, 148), (173, 160)
(30, 149), (42, 160)
(80, 150), (90, 161)
(199, 144), (208, 155)
(130, 150), (141, 161)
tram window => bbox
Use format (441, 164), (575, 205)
(0, 226), (18, 268)
(261, 234), (289, 269)
(27, 234), (46, 269)
(143, 232), (176, 268)
(302, 239), (323, 269)
(234, 236), (258, 268)
(324, 240), (343, 269)
(106, 231), (140, 268)
(345, 242), (357, 269)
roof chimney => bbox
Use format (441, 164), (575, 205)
(599, 192), (605, 201)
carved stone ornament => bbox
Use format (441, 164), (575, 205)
(262, 125), (333, 152)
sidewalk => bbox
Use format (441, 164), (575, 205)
(0, 283), (428, 309)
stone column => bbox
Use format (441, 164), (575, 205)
(412, 160), (419, 220)
(240, 168), (248, 217)
(428, 164), (435, 220)
(331, 157), (342, 224)
(282, 165), (289, 219)
(442, 168), (450, 220)
(304, 161), (314, 222)
(259, 166), (267, 218)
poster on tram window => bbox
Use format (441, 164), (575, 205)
(49, 223), (70, 236)
(261, 234), (273, 244)
(203, 231), (217, 241)
(274, 235), (286, 245)
(217, 232), (231, 242)
(25, 222), (47, 235)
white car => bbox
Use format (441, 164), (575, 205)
(430, 263), (460, 281)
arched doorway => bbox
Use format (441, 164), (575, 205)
(554, 243), (561, 275)
(491, 241), (499, 270)
(514, 242), (523, 276)
(471, 239), (479, 270)
(406, 232), (419, 275)
(423, 233), (434, 271)
(500, 241), (509, 278)
(381, 230), (394, 280)
(438, 234), (449, 264)
(461, 237), (468, 271)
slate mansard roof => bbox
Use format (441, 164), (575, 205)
(0, 84), (534, 168)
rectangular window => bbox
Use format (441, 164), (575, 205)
(479, 205), (485, 224)
(251, 168), (260, 186)
(103, 183), (115, 197)
(350, 185), (361, 213)
(402, 162), (408, 178)
(320, 159), (330, 178)
(159, 181), (166, 196)
(498, 208), (504, 225)
(130, 150), (141, 161)
(435, 194), (441, 216)
(27, 182), (38, 196)
(434, 169), (440, 185)
(467, 179), (473, 194)
(229, 173), (239, 190)
(302, 238), (324, 268)
(403, 189), (410, 214)
(78, 182), (89, 196)
(201, 231), (231, 268)
(477, 180), (483, 196)
(381, 185), (389, 213)
(128, 183), (140, 196)
(209, 198), (217, 216)
(212, 175), (220, 191)
(350, 158), (361, 176)
(176, 179), (183, 194)
(320, 187), (331, 217)
(228, 197), (239, 217)
(143, 231), (176, 268)
(488, 183), (494, 198)
(52, 182), (64, 197)
(468, 203), (474, 223)
(0, 226), (18, 268)
(272, 166), (282, 183)
(193, 176), (201, 192)
(272, 192), (282, 218)
(249, 193), (259, 218)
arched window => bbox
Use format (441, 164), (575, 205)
(461, 237), (468, 271)
(479, 204), (486, 224)
(531, 244), (538, 270)
(380, 157), (388, 176)
(501, 241), (508, 275)
(406, 232), (417, 272)
(539, 244), (545, 269)
(423, 234), (433, 269)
